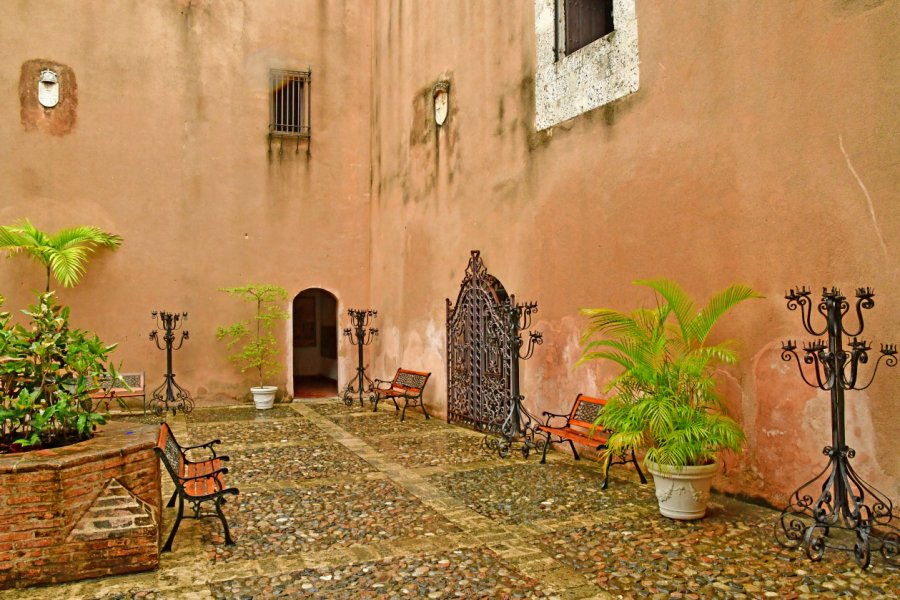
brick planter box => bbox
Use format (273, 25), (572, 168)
(0, 421), (161, 590)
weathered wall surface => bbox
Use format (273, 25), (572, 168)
(369, 0), (899, 505)
(0, 0), (373, 399)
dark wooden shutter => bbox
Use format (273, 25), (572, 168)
(565, 0), (614, 55)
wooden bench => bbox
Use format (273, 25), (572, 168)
(370, 368), (431, 421)
(154, 422), (239, 552)
(90, 372), (147, 414)
(538, 393), (647, 489)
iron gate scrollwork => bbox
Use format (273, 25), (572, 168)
(446, 250), (543, 457)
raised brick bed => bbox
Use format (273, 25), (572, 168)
(0, 421), (161, 590)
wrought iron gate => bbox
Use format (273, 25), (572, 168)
(446, 251), (542, 455)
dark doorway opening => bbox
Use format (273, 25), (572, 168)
(292, 288), (338, 398)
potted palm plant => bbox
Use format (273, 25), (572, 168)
(216, 284), (288, 409)
(578, 279), (760, 520)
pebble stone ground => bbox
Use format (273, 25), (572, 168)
(3, 399), (897, 599)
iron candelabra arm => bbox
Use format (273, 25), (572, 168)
(149, 330), (165, 351)
(786, 286), (827, 337)
(843, 288), (875, 338)
(852, 344), (897, 391)
(515, 301), (538, 331)
(782, 340), (826, 389)
(520, 331), (543, 360)
(174, 330), (189, 350)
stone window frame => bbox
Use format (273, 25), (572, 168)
(534, 0), (639, 131)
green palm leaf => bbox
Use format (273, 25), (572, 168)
(0, 219), (122, 290)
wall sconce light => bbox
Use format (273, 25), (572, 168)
(38, 69), (59, 108)
(433, 81), (449, 126)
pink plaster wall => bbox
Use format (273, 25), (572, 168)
(368, 0), (899, 505)
(0, 0), (374, 399)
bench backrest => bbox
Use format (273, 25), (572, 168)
(568, 394), (607, 430)
(156, 422), (184, 481)
(392, 369), (431, 394)
(94, 371), (144, 394)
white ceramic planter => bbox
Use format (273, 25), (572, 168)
(250, 386), (277, 410)
(646, 460), (719, 520)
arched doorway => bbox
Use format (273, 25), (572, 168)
(292, 288), (338, 398)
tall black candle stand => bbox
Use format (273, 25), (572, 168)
(341, 308), (378, 407)
(775, 286), (898, 568)
(482, 300), (544, 458)
(149, 310), (194, 416)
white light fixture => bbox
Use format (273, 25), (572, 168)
(38, 69), (59, 108)
(433, 81), (449, 126)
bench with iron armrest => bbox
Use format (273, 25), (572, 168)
(538, 393), (647, 490)
(154, 422), (239, 552)
(90, 372), (147, 414)
(370, 368), (431, 422)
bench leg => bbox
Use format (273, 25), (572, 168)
(372, 393), (379, 413)
(419, 397), (430, 420)
(540, 433), (552, 464)
(215, 496), (235, 546)
(400, 398), (409, 422)
(631, 450), (648, 484)
(162, 494), (185, 552)
(602, 454), (613, 490)
(568, 439), (580, 461)
(166, 490), (177, 508)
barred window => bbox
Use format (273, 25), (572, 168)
(269, 69), (310, 137)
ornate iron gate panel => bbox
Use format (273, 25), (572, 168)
(446, 251), (543, 456)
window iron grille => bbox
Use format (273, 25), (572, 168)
(269, 69), (310, 138)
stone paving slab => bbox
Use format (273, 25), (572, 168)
(202, 479), (462, 562)
(536, 498), (900, 598)
(207, 546), (558, 599)
(327, 411), (447, 437)
(225, 442), (378, 486)
(187, 405), (301, 423)
(429, 462), (651, 526)
(185, 417), (332, 449)
(370, 430), (498, 468)
(304, 399), (373, 417)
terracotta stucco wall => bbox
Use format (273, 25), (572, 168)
(368, 0), (899, 505)
(0, 0), (374, 398)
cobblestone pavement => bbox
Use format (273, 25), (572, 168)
(5, 400), (898, 599)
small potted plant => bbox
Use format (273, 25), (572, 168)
(578, 278), (760, 519)
(216, 284), (288, 410)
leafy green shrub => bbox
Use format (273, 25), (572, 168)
(216, 284), (289, 389)
(0, 292), (119, 452)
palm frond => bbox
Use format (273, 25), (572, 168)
(692, 284), (762, 344)
(635, 278), (695, 344)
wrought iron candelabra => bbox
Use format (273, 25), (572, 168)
(482, 300), (544, 458)
(775, 286), (897, 568)
(341, 308), (378, 407)
(149, 311), (194, 416)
